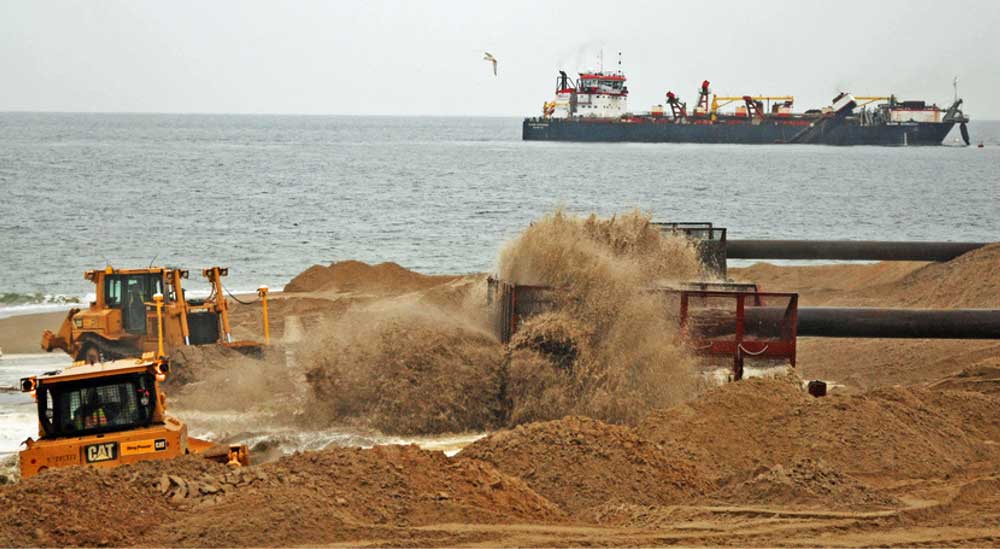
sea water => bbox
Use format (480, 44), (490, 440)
(0, 354), (72, 458)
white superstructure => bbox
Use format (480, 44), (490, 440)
(544, 70), (629, 119)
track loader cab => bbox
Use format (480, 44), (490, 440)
(19, 355), (249, 479)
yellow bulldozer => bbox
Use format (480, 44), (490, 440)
(41, 266), (270, 363)
(18, 353), (250, 479)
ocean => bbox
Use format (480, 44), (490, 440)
(1, 112), (998, 314)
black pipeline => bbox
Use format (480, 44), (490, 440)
(726, 240), (988, 262)
(732, 307), (1000, 339)
(796, 307), (1000, 339)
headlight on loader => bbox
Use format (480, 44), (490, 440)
(20, 377), (36, 392)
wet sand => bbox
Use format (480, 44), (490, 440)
(0, 310), (68, 354)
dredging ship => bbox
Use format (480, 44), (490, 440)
(523, 69), (970, 146)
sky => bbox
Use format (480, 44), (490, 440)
(2, 0), (999, 118)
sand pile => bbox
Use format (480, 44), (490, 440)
(866, 243), (1000, 308)
(303, 304), (508, 435)
(730, 261), (927, 306)
(228, 294), (353, 342)
(0, 446), (563, 548)
(732, 244), (1000, 309)
(710, 458), (899, 509)
(0, 456), (226, 547)
(284, 260), (458, 294)
(159, 445), (563, 547)
(496, 210), (703, 426)
(638, 376), (1000, 483)
(460, 416), (713, 516)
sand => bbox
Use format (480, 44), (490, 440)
(0, 310), (68, 354)
(638, 375), (1000, 483)
(284, 260), (459, 294)
(0, 446), (563, 548)
(459, 416), (714, 517)
(2, 374), (998, 547)
(731, 243), (1000, 309)
(2, 214), (1000, 546)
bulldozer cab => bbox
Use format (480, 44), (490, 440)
(104, 272), (165, 335)
(36, 370), (159, 438)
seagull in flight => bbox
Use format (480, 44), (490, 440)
(483, 52), (497, 76)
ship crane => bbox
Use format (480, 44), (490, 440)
(695, 81), (711, 116)
(665, 91), (687, 119)
(711, 95), (795, 119)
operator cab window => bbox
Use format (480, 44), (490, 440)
(39, 374), (157, 437)
(104, 274), (164, 308)
(106, 277), (123, 307)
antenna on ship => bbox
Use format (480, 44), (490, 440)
(953, 75), (959, 102)
(617, 51), (622, 75)
(599, 48), (604, 73)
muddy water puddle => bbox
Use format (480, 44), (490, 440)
(176, 408), (485, 461)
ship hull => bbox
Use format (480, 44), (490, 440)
(523, 118), (955, 146)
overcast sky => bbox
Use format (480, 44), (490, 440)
(2, 0), (998, 118)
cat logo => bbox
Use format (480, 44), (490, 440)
(84, 442), (118, 463)
(154, 439), (167, 451)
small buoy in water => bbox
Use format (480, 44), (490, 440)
(978, 142), (985, 148)
(807, 380), (827, 398)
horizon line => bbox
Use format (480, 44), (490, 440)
(2, 110), (998, 124)
(0, 109), (527, 118)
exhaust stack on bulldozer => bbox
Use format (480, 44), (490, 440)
(41, 266), (270, 362)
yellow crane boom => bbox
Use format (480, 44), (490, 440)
(710, 95), (795, 117)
